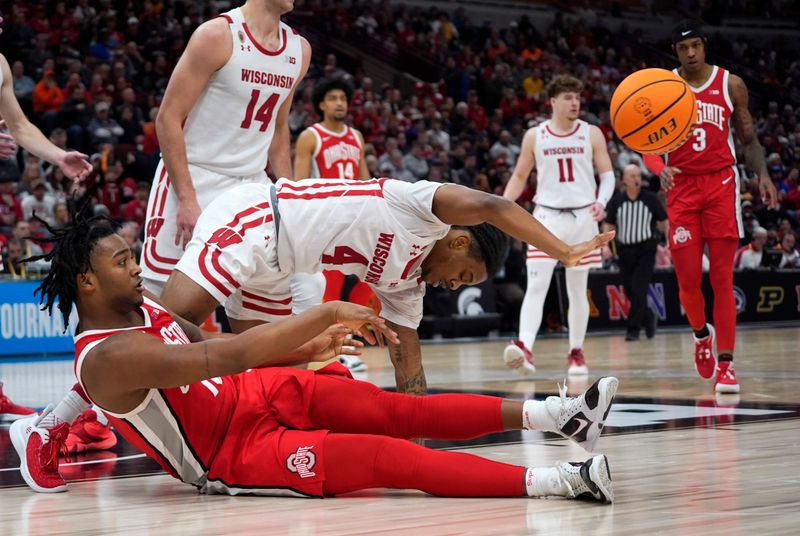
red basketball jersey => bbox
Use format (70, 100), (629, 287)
(666, 65), (736, 175)
(73, 297), (237, 487)
(309, 123), (363, 179)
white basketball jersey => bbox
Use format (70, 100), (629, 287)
(182, 8), (303, 177)
(275, 178), (451, 328)
(533, 119), (597, 208)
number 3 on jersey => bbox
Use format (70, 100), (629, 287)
(241, 89), (279, 131)
(691, 128), (707, 152)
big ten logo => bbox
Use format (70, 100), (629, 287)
(757, 286), (784, 312)
(457, 287), (484, 316)
(733, 286), (747, 314)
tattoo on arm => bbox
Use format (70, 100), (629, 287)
(744, 140), (768, 177)
(403, 372), (427, 396)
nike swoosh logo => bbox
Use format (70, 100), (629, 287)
(722, 176), (733, 185)
(569, 417), (590, 437)
(681, 30), (692, 36)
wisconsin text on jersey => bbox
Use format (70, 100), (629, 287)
(364, 233), (395, 284)
(543, 146), (586, 156)
(240, 69), (295, 89)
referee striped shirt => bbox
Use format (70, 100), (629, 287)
(605, 190), (667, 245)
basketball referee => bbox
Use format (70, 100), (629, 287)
(604, 164), (668, 341)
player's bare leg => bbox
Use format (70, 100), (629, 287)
(161, 269), (221, 326)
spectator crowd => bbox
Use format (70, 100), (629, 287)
(1, 0), (799, 279)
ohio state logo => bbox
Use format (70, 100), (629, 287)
(672, 226), (692, 244)
(286, 445), (316, 478)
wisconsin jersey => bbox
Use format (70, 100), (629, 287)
(666, 65), (735, 175)
(533, 119), (596, 208)
(309, 124), (363, 179)
(182, 7), (303, 176)
(73, 297), (237, 488)
(176, 179), (450, 329)
(276, 178), (449, 327)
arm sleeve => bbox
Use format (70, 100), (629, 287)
(642, 153), (665, 176)
(596, 171), (615, 207)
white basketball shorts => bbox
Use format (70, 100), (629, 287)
(526, 205), (602, 269)
(141, 159), (269, 294)
(174, 182), (294, 323)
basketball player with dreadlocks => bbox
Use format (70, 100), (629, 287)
(642, 21), (779, 395)
(0, 45), (93, 422)
(12, 214), (618, 501)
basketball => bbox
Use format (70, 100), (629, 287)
(610, 68), (697, 155)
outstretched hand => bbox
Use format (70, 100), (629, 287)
(301, 324), (365, 363)
(563, 231), (615, 267)
(329, 301), (399, 348)
(57, 151), (93, 182)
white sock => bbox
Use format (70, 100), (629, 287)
(518, 262), (556, 350)
(92, 406), (109, 426)
(39, 389), (90, 429)
(522, 400), (557, 432)
(524, 467), (569, 497)
(565, 268), (590, 350)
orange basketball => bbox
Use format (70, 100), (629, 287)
(610, 68), (697, 155)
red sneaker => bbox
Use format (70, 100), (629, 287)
(10, 411), (69, 493)
(0, 382), (35, 422)
(66, 408), (117, 453)
(714, 361), (740, 394)
(567, 348), (588, 375)
(503, 339), (536, 376)
(693, 324), (717, 380)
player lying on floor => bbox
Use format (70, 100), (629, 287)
(13, 216), (617, 501)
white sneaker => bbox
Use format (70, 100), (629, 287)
(556, 454), (614, 503)
(503, 339), (536, 376)
(338, 354), (368, 372)
(545, 377), (618, 452)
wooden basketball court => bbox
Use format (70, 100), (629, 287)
(1, 326), (799, 535)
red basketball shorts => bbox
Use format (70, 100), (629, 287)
(666, 167), (743, 250)
(203, 363), (353, 498)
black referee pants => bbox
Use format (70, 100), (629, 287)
(617, 242), (656, 331)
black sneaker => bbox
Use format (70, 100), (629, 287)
(625, 329), (640, 342)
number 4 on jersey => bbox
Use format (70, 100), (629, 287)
(322, 246), (368, 266)
(241, 89), (279, 132)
